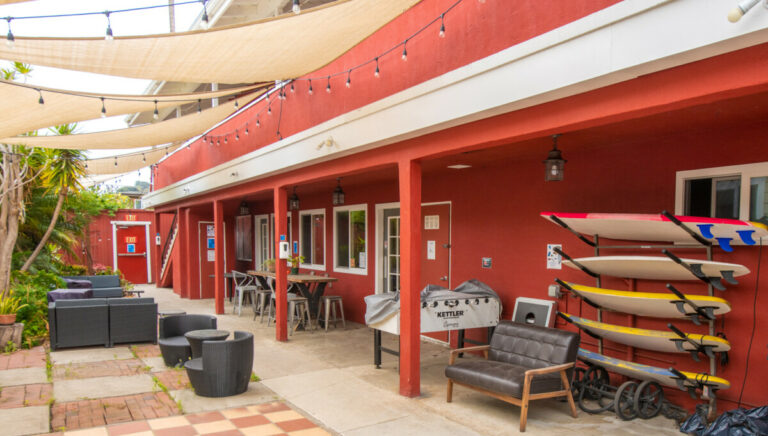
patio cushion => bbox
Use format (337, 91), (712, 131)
(445, 360), (562, 398)
(159, 336), (189, 347)
(63, 278), (92, 289)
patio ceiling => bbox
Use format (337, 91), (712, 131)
(0, 0), (421, 84)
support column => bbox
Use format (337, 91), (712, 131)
(213, 200), (225, 314)
(178, 208), (190, 298)
(274, 187), (289, 342)
(153, 212), (161, 283)
(398, 159), (422, 397)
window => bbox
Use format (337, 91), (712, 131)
(676, 162), (768, 222)
(334, 204), (367, 274)
(235, 215), (252, 261)
(254, 213), (291, 268)
(299, 209), (325, 269)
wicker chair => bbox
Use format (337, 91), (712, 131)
(48, 299), (109, 351)
(108, 298), (158, 347)
(158, 314), (217, 366)
(184, 331), (254, 397)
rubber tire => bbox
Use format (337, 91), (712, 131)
(634, 381), (664, 419)
(614, 381), (639, 421)
(578, 366), (614, 414)
(571, 367), (586, 397)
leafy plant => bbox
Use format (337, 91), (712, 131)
(288, 254), (305, 268)
(10, 281), (50, 347)
(262, 258), (275, 271)
(0, 292), (27, 315)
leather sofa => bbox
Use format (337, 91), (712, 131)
(445, 321), (580, 432)
(62, 275), (124, 298)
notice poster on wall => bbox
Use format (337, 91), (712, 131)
(207, 250), (215, 262)
(207, 224), (214, 237)
(427, 240), (436, 260)
(546, 244), (562, 269)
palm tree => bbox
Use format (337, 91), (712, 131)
(20, 124), (86, 272)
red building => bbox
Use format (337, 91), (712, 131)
(142, 0), (768, 411)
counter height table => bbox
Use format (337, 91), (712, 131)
(247, 270), (338, 322)
(184, 329), (229, 358)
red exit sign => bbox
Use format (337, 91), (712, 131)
(125, 214), (137, 221)
(125, 236), (137, 243)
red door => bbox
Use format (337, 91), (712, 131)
(116, 225), (148, 284)
(420, 203), (451, 342)
(199, 222), (216, 299)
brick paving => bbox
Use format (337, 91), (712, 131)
(0, 346), (46, 369)
(130, 344), (162, 358)
(0, 383), (52, 409)
(52, 358), (149, 380)
(153, 369), (191, 390)
(50, 392), (181, 431)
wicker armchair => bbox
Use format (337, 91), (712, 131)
(184, 331), (254, 397)
(158, 314), (217, 366)
(48, 299), (109, 351)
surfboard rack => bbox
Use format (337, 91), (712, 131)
(668, 367), (721, 400)
(548, 214), (597, 247)
(660, 210), (713, 248)
(554, 248), (600, 278)
(556, 311), (604, 340)
(666, 323), (716, 362)
(665, 284), (717, 326)
(554, 279), (602, 309)
(661, 249), (729, 290)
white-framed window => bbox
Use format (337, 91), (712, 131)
(254, 213), (291, 269)
(299, 209), (325, 270)
(675, 162), (768, 224)
(333, 204), (367, 275)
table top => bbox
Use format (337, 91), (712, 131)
(184, 329), (229, 341)
(247, 270), (338, 283)
(158, 309), (186, 316)
(208, 272), (235, 278)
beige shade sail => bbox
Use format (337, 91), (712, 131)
(0, 0), (421, 84)
(0, 80), (268, 138)
(0, 93), (258, 149)
(0, 0), (32, 4)
(85, 144), (181, 175)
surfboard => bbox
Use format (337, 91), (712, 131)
(541, 212), (768, 250)
(577, 348), (730, 391)
(563, 256), (749, 281)
(564, 282), (731, 319)
(561, 313), (730, 354)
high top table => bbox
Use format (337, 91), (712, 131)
(247, 270), (337, 321)
(184, 329), (229, 358)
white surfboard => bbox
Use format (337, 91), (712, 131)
(565, 282), (731, 319)
(541, 212), (768, 249)
(564, 256), (749, 281)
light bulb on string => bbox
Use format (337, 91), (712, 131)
(142, 153), (146, 163)
(202, 136), (207, 144)
(37, 89), (44, 105)
(224, 136), (228, 144)
(290, 82), (295, 93)
(402, 41), (408, 61)
(114, 156), (118, 167)
(235, 130), (240, 141)
(5, 18), (14, 49)
(374, 57), (380, 78)
(100, 97), (106, 118)
(234, 99), (239, 108)
(292, 0), (301, 14)
(197, 99), (202, 113)
(256, 117), (260, 127)
(439, 14), (445, 38)
(200, 0), (210, 29)
(267, 105), (272, 115)
(308, 79), (313, 95)
(84, 160), (88, 169)
(346, 70), (351, 88)
(245, 124), (249, 135)
(217, 138), (220, 146)
(104, 12), (114, 41)
(326, 76), (331, 93)
(153, 100), (159, 120)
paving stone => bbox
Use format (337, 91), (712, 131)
(54, 374), (155, 403)
(52, 392), (181, 432)
(152, 370), (190, 390)
(50, 347), (134, 365)
(0, 405), (49, 435)
(0, 367), (47, 387)
(54, 359), (149, 380)
(129, 345), (161, 359)
(0, 383), (52, 409)
(139, 357), (167, 373)
(168, 383), (276, 414)
(0, 346), (46, 370)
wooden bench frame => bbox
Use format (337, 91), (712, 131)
(446, 345), (578, 432)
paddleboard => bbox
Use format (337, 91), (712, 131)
(563, 256), (749, 281)
(541, 212), (768, 249)
(577, 348), (730, 391)
(561, 313), (730, 354)
(564, 282), (731, 319)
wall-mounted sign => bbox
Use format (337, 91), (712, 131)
(127, 243), (136, 253)
(546, 244), (562, 269)
(481, 257), (492, 268)
(125, 214), (137, 221)
(125, 236), (137, 243)
(207, 238), (215, 249)
(206, 224), (214, 237)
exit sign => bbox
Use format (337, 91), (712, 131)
(125, 214), (137, 221)
(125, 236), (137, 243)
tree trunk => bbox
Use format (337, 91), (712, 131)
(21, 186), (67, 272)
(0, 148), (24, 297)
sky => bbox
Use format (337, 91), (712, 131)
(0, 0), (203, 188)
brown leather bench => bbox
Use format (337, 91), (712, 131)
(445, 321), (580, 432)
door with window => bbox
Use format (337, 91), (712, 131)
(115, 224), (149, 284)
(254, 215), (271, 270)
(199, 222), (215, 298)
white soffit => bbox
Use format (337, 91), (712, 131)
(144, 0), (768, 208)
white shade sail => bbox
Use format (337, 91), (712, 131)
(0, 80), (267, 138)
(0, 93), (259, 149)
(86, 144), (181, 176)
(0, 0), (421, 84)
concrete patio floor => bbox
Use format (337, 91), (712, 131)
(140, 284), (685, 435)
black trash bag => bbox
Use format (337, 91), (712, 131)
(680, 406), (768, 436)
(680, 404), (710, 435)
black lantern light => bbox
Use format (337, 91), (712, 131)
(332, 177), (345, 205)
(543, 134), (566, 182)
(289, 187), (300, 211)
(239, 201), (249, 215)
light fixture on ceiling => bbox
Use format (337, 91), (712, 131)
(543, 134), (566, 182)
(239, 201), (249, 215)
(332, 178), (345, 205)
(728, 0), (761, 22)
(447, 164), (471, 169)
(292, 0), (301, 14)
(289, 187), (300, 211)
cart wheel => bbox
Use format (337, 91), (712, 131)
(578, 367), (614, 414)
(634, 381), (664, 419)
(571, 367), (586, 397)
(614, 381), (639, 421)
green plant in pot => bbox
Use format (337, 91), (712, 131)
(262, 258), (276, 272)
(0, 293), (29, 325)
(288, 255), (305, 274)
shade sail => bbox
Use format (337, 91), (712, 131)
(0, 80), (267, 138)
(0, 0), (421, 84)
(86, 144), (181, 175)
(0, 93), (258, 149)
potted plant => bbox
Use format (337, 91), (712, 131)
(288, 255), (305, 274)
(0, 293), (28, 325)
(262, 258), (276, 273)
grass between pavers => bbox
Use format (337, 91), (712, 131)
(151, 373), (184, 414)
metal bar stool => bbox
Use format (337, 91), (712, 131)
(231, 271), (257, 316)
(317, 295), (345, 332)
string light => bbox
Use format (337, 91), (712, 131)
(245, 124), (249, 135)
(197, 99), (202, 113)
(200, 0), (210, 29)
(267, 105), (272, 115)
(326, 75), (331, 93)
(402, 41), (408, 61)
(5, 18), (14, 49)
(292, 0), (301, 14)
(37, 89), (44, 105)
(142, 153), (146, 163)
(290, 82), (295, 93)
(114, 156), (118, 167)
(346, 70), (351, 88)
(100, 97), (107, 118)
(308, 79), (313, 95)
(153, 100), (159, 120)
(235, 130), (240, 141)
(104, 11), (113, 40)
(234, 99), (239, 108)
(374, 57), (380, 77)
(224, 136), (228, 144)
(439, 14), (445, 38)
(256, 117), (260, 127)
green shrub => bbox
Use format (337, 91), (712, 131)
(12, 270), (64, 291)
(10, 276), (54, 348)
(59, 264), (87, 276)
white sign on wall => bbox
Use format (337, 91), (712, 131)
(427, 240), (436, 260)
(546, 244), (562, 269)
